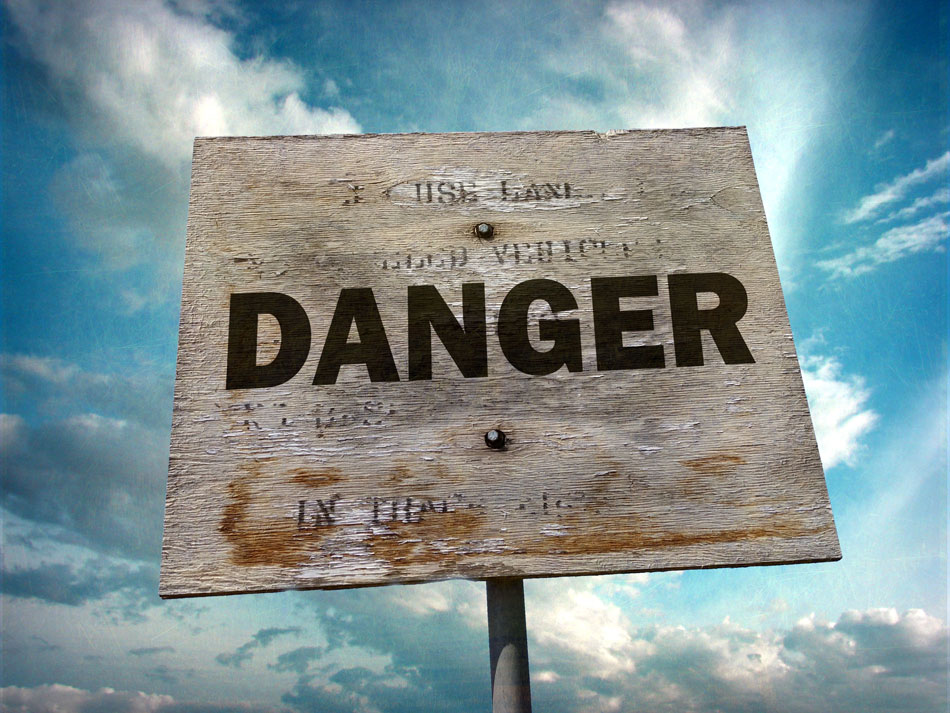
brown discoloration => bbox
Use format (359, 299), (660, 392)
(219, 473), (316, 568)
(290, 468), (344, 488)
(219, 464), (492, 570)
(539, 511), (830, 557)
(386, 465), (413, 484)
(676, 453), (748, 499)
(680, 453), (747, 476)
(366, 506), (489, 566)
(215, 454), (826, 578)
(219, 461), (350, 569)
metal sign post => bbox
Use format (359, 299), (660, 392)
(487, 578), (532, 713)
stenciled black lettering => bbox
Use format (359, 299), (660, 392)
(408, 283), (487, 380)
(591, 276), (664, 370)
(313, 288), (400, 384)
(226, 292), (311, 389)
(492, 244), (508, 264)
(314, 498), (335, 525)
(437, 182), (455, 203)
(668, 272), (755, 367)
(497, 278), (582, 375)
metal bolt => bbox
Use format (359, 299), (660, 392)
(474, 222), (495, 240)
(485, 429), (507, 449)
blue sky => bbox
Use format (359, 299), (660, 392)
(1, 1), (947, 711)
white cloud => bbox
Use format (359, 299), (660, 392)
(1, 353), (171, 559)
(843, 151), (950, 224)
(323, 78), (341, 98)
(821, 151), (948, 278)
(523, 575), (672, 680)
(5, 0), (361, 278)
(878, 184), (950, 223)
(0, 354), (83, 385)
(525, 1), (867, 279)
(1, 407), (167, 559)
(601, 2), (734, 129)
(7, 607), (946, 713)
(394, 584), (454, 616)
(1, 352), (168, 428)
(800, 353), (877, 469)
(293, 592), (948, 713)
(0, 413), (26, 452)
(47, 153), (164, 270)
(547, 607), (948, 713)
(64, 411), (129, 434)
(0, 684), (275, 713)
(6, 0), (360, 169)
(528, 584), (638, 676)
(818, 211), (949, 278)
(0, 685), (172, 713)
(872, 129), (895, 151)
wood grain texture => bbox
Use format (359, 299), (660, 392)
(160, 128), (840, 598)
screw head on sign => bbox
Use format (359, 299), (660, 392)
(484, 429), (507, 449)
(474, 222), (495, 240)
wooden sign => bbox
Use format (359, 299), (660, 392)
(160, 128), (840, 598)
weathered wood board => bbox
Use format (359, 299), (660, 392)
(160, 128), (840, 598)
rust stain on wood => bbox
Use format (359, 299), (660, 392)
(676, 452), (747, 498)
(364, 508), (489, 566)
(218, 495), (296, 569)
(679, 453), (747, 476)
(219, 462), (493, 570)
(219, 467), (310, 568)
(386, 465), (414, 484)
(290, 467), (343, 488)
(539, 510), (829, 557)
